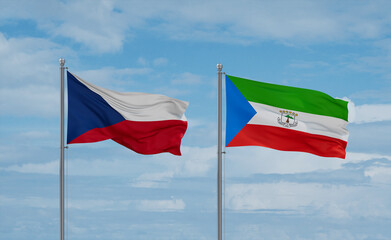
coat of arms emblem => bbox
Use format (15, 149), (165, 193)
(278, 110), (298, 128)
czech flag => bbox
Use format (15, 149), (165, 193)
(67, 71), (188, 156)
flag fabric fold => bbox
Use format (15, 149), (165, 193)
(67, 71), (188, 156)
(225, 75), (349, 159)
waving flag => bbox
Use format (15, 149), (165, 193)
(225, 75), (349, 158)
(67, 71), (188, 156)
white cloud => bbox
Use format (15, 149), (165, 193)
(346, 98), (356, 122)
(0, 85), (58, 117)
(0, 33), (68, 87)
(1, 158), (133, 176)
(227, 182), (391, 218)
(2, 0), (391, 53)
(179, 146), (216, 177)
(289, 60), (330, 69)
(0, 0), (128, 53)
(186, 118), (207, 128)
(231, 224), (291, 240)
(225, 146), (391, 176)
(343, 40), (391, 78)
(118, 0), (391, 44)
(153, 57), (168, 66)
(365, 166), (391, 183)
(58, 1), (129, 53)
(135, 57), (168, 67)
(70, 198), (185, 212)
(230, 224), (374, 240)
(1, 145), (216, 179)
(4, 143), (391, 180)
(340, 99), (391, 124)
(125, 145), (216, 187)
(123, 146), (216, 187)
(0, 33), (70, 117)
(62, 158), (147, 176)
(0, 195), (185, 212)
(352, 104), (391, 124)
(75, 67), (152, 88)
(137, 198), (185, 212)
(0, 195), (57, 209)
(131, 171), (175, 188)
(68, 199), (131, 211)
(226, 147), (342, 176)
(171, 72), (203, 85)
(16, 130), (52, 139)
(2, 160), (58, 175)
(350, 89), (391, 103)
(137, 57), (147, 66)
(53, 23), (125, 53)
(0, 30), (152, 117)
(346, 152), (391, 163)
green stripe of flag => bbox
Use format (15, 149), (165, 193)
(227, 75), (348, 121)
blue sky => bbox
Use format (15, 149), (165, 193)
(1, 0), (391, 239)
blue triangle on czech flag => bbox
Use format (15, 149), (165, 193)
(67, 71), (125, 144)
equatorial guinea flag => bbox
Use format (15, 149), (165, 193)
(67, 71), (188, 156)
(226, 75), (349, 159)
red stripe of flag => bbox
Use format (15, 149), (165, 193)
(69, 120), (188, 156)
(227, 124), (347, 158)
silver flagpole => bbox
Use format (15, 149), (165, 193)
(59, 58), (65, 240)
(217, 63), (223, 240)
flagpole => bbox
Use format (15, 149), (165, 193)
(217, 63), (223, 240)
(59, 58), (65, 240)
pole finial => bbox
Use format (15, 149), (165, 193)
(217, 63), (223, 71)
(59, 58), (65, 66)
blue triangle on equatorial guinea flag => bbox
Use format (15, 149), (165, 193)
(225, 75), (257, 146)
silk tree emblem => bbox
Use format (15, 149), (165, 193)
(278, 110), (298, 128)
